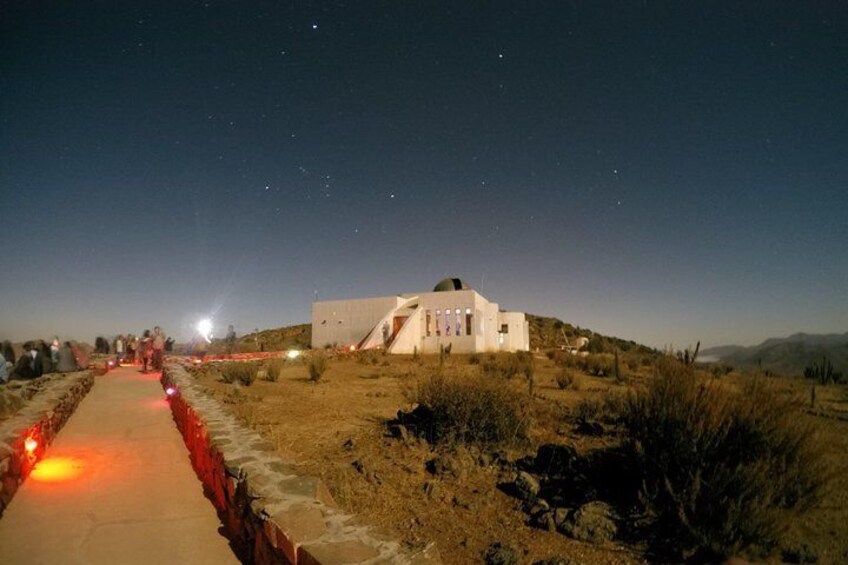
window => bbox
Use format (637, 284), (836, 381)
(426, 310), (432, 337)
(455, 308), (461, 335)
(445, 309), (451, 336)
(435, 309), (441, 336)
(465, 308), (473, 336)
(500, 324), (509, 334)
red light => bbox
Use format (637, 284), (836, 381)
(25, 437), (38, 454)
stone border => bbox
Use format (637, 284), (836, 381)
(0, 371), (95, 517)
(162, 361), (440, 564)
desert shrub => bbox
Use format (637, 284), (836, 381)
(220, 362), (258, 386)
(481, 352), (535, 380)
(803, 356), (844, 385)
(414, 372), (530, 447)
(265, 358), (284, 382)
(622, 374), (828, 560)
(556, 369), (581, 390)
(576, 353), (614, 377)
(468, 353), (481, 365)
(356, 350), (379, 365)
(308, 352), (328, 382)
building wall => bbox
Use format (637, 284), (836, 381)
(311, 288), (530, 354)
(311, 296), (404, 349)
(497, 311), (530, 352)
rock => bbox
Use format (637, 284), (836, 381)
(535, 444), (578, 476)
(342, 438), (355, 450)
(529, 499), (550, 515)
(483, 542), (520, 565)
(351, 459), (366, 474)
(514, 471), (541, 501)
(553, 507), (570, 529)
(559, 501), (617, 544)
(531, 510), (556, 532)
(575, 420), (605, 436)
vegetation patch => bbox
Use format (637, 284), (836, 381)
(406, 372), (531, 447)
(622, 373), (829, 561)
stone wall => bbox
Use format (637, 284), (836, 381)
(0, 371), (95, 517)
(162, 361), (440, 565)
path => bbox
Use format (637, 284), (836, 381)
(0, 365), (238, 564)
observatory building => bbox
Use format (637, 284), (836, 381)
(311, 278), (530, 354)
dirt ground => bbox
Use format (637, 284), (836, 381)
(185, 352), (848, 564)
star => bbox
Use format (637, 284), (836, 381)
(311, 23), (318, 30)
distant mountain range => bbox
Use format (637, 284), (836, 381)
(701, 332), (848, 376)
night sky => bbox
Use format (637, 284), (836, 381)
(2, 1), (846, 348)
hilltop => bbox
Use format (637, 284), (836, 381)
(526, 314), (654, 354)
(211, 315), (653, 355)
(702, 332), (848, 376)
(207, 324), (311, 353)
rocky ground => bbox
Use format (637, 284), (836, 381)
(184, 352), (848, 564)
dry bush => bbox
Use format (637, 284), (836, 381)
(577, 353), (615, 377)
(414, 372), (530, 447)
(355, 350), (379, 365)
(308, 352), (328, 382)
(556, 368), (581, 390)
(481, 352), (534, 380)
(265, 358), (284, 382)
(219, 361), (259, 385)
(623, 373), (829, 560)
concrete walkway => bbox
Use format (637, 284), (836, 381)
(0, 366), (239, 564)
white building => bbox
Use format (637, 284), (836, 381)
(311, 278), (530, 354)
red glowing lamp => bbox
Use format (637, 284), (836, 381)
(25, 437), (38, 455)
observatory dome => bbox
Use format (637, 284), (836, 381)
(433, 278), (470, 292)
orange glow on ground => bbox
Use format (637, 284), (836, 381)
(30, 457), (85, 483)
(145, 398), (171, 410)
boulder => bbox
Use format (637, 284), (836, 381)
(535, 444), (578, 476)
(559, 501), (617, 544)
(514, 471), (541, 501)
(483, 542), (519, 565)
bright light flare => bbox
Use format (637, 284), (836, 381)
(25, 437), (38, 454)
(349, 344), (357, 352)
(30, 457), (84, 482)
(286, 350), (301, 360)
(196, 318), (213, 343)
(165, 386), (177, 397)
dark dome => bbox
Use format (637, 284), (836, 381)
(433, 278), (470, 292)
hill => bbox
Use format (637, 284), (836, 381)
(526, 313), (654, 353)
(207, 324), (311, 353)
(702, 332), (848, 376)
(207, 315), (652, 356)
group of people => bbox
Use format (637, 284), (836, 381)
(0, 326), (172, 384)
(0, 338), (89, 383)
(113, 326), (169, 373)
